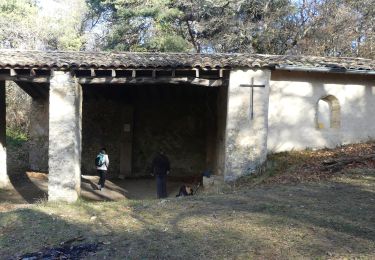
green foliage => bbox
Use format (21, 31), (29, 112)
(0, 0), (39, 48)
(91, 0), (298, 53)
(1, 0), (373, 57)
(6, 127), (28, 147)
(1, 0), (374, 55)
(148, 35), (190, 52)
(0, 0), (88, 50)
(86, 0), (375, 58)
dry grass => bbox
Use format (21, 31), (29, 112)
(1, 143), (375, 259)
(1, 170), (374, 259)
(246, 141), (375, 186)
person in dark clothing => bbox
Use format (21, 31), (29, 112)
(151, 150), (170, 199)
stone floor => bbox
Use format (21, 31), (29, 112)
(0, 172), (186, 203)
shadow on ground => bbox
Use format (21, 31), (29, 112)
(1, 172), (185, 203)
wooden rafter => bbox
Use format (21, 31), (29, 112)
(77, 77), (224, 87)
(14, 81), (49, 99)
(0, 68), (229, 87)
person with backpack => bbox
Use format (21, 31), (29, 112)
(151, 150), (170, 199)
(95, 148), (109, 191)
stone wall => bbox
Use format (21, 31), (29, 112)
(268, 71), (375, 152)
(81, 96), (122, 178)
(29, 98), (49, 172)
(81, 84), (217, 179)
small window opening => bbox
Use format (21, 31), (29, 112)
(316, 95), (340, 129)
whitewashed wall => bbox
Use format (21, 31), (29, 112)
(225, 69), (270, 181)
(268, 71), (375, 152)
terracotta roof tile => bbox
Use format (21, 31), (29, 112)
(0, 50), (374, 73)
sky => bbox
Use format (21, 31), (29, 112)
(37, 0), (66, 15)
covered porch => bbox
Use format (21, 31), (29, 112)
(0, 50), (270, 202)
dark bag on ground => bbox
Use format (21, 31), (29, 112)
(176, 185), (193, 197)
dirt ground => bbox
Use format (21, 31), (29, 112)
(0, 172), (187, 203)
(3, 143), (193, 203)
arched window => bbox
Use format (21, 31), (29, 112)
(316, 95), (340, 129)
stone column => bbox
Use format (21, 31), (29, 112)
(205, 92), (216, 171)
(29, 98), (49, 172)
(225, 69), (271, 181)
(215, 85), (228, 176)
(0, 81), (10, 188)
(48, 71), (82, 202)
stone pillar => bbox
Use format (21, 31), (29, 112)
(205, 91), (217, 171)
(29, 98), (49, 172)
(215, 85), (228, 176)
(225, 69), (271, 181)
(0, 81), (10, 188)
(201, 86), (228, 191)
(48, 71), (82, 202)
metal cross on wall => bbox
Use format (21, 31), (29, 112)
(240, 78), (265, 120)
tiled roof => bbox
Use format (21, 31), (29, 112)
(0, 49), (374, 72)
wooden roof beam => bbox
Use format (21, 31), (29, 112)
(0, 68), (50, 83)
(0, 68), (228, 85)
(78, 77), (225, 87)
(14, 81), (49, 99)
